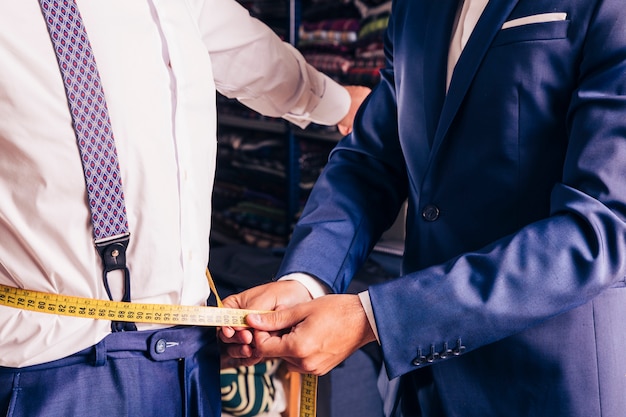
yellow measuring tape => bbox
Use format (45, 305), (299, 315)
(299, 373), (319, 417)
(0, 282), (261, 327)
(0, 278), (319, 416)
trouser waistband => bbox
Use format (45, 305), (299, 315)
(0, 326), (216, 372)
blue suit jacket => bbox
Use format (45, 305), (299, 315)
(278, 1), (626, 416)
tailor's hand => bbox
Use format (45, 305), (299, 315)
(244, 294), (377, 376)
(337, 85), (371, 136)
(219, 280), (313, 367)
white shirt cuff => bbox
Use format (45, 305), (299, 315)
(358, 290), (381, 344)
(283, 73), (351, 129)
(278, 272), (331, 299)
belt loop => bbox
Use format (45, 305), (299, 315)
(92, 338), (107, 367)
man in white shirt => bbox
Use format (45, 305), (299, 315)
(0, 1), (367, 416)
(221, 0), (626, 416)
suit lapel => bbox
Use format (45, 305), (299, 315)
(430, 0), (519, 155)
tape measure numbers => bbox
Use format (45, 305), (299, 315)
(0, 283), (320, 416)
(0, 283), (261, 327)
(299, 373), (319, 417)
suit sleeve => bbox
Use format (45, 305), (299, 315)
(276, 20), (409, 293)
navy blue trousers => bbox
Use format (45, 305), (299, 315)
(0, 326), (220, 417)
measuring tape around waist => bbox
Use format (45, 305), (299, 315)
(0, 283), (262, 327)
(0, 282), (319, 416)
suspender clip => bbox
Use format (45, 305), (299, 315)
(95, 233), (131, 272)
(95, 233), (137, 332)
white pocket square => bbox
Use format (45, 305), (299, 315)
(502, 12), (567, 29)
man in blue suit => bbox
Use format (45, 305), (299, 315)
(221, 0), (626, 415)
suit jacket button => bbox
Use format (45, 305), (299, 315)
(453, 338), (466, 356)
(422, 204), (440, 222)
(426, 345), (440, 363)
(412, 349), (426, 366)
(439, 343), (453, 359)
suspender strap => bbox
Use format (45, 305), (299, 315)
(39, 0), (135, 331)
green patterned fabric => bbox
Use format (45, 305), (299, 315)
(221, 359), (281, 417)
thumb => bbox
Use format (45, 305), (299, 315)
(246, 309), (299, 332)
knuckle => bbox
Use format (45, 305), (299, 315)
(299, 357), (321, 375)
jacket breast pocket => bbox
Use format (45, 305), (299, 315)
(492, 20), (570, 47)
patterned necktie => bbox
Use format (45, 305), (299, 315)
(39, 0), (130, 242)
(39, 0), (136, 330)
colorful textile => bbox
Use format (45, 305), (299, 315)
(221, 360), (283, 417)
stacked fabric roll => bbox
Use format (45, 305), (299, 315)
(213, 127), (290, 248)
(299, 0), (391, 88)
(347, 0), (391, 86)
(212, 122), (335, 248)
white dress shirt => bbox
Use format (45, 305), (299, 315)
(0, 0), (349, 367)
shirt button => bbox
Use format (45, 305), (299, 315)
(422, 204), (440, 222)
(155, 339), (167, 354)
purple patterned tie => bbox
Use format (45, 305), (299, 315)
(39, 0), (136, 330)
(39, 0), (129, 242)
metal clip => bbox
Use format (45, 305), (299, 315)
(95, 233), (136, 332)
(95, 233), (130, 272)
